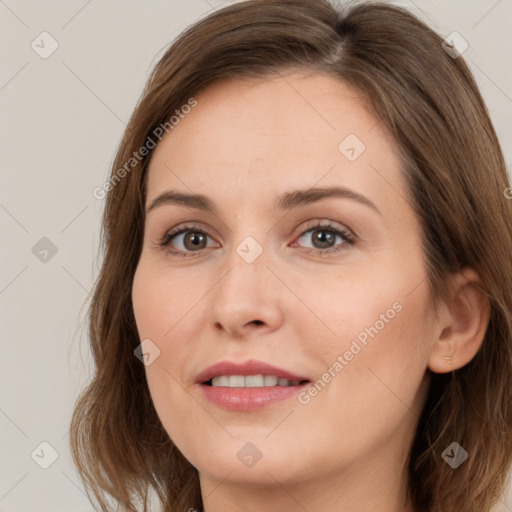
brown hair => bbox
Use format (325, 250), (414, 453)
(70, 1), (512, 511)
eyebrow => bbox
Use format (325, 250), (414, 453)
(145, 186), (380, 215)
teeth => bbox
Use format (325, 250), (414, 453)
(228, 375), (245, 387)
(264, 375), (278, 386)
(245, 375), (263, 387)
(210, 374), (302, 388)
(214, 376), (230, 387)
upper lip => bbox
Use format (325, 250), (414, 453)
(195, 360), (311, 384)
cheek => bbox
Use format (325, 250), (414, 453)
(132, 263), (163, 336)
(132, 260), (198, 338)
(293, 267), (420, 355)
(300, 266), (432, 400)
(132, 263), (196, 443)
(294, 284), (432, 458)
(132, 260), (207, 389)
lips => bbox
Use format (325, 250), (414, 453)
(195, 359), (310, 385)
(196, 360), (312, 411)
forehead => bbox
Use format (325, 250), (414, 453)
(145, 70), (407, 215)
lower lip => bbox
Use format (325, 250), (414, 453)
(199, 382), (309, 411)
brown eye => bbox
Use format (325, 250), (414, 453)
(181, 232), (207, 251)
(309, 229), (337, 249)
(160, 225), (217, 254)
(293, 222), (354, 254)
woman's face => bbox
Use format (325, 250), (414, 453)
(132, 70), (436, 501)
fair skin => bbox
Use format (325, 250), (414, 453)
(131, 70), (490, 512)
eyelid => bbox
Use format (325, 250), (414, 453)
(291, 218), (354, 240)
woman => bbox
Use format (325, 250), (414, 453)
(70, 1), (512, 511)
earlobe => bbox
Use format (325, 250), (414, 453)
(427, 267), (491, 374)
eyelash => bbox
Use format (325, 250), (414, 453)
(158, 221), (355, 257)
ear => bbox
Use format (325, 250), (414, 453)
(428, 267), (491, 374)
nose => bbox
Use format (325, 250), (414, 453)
(209, 242), (284, 339)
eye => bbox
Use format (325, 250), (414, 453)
(291, 222), (354, 254)
(159, 223), (218, 254)
(158, 221), (355, 257)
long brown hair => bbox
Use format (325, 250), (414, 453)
(70, 1), (512, 511)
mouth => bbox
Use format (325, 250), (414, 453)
(195, 359), (311, 386)
(196, 360), (312, 411)
(203, 375), (311, 387)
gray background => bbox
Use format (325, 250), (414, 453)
(1, 0), (511, 511)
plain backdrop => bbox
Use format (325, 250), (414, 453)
(1, 0), (511, 511)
